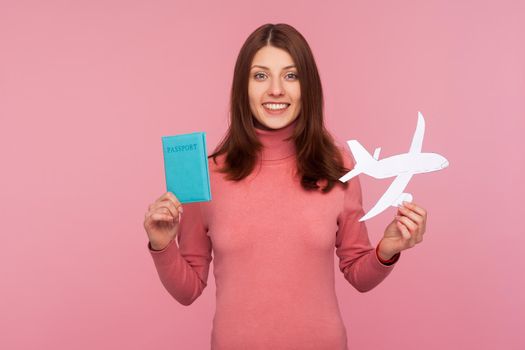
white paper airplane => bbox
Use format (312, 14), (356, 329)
(339, 111), (449, 222)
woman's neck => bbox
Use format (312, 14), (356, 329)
(253, 118), (298, 161)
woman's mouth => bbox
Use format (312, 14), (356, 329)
(262, 103), (290, 115)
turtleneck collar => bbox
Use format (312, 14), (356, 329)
(254, 118), (298, 162)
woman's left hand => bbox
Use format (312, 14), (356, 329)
(377, 201), (428, 260)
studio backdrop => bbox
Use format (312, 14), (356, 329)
(1, 1), (523, 349)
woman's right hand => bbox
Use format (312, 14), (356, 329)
(144, 192), (184, 250)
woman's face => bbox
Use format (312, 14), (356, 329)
(248, 45), (301, 130)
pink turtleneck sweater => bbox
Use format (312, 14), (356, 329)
(148, 118), (400, 349)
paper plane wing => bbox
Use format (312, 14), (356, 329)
(409, 111), (425, 154)
(359, 172), (413, 222)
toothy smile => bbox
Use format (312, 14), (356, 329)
(262, 103), (290, 110)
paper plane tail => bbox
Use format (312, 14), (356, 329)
(346, 140), (375, 166)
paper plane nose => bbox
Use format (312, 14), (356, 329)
(441, 160), (449, 169)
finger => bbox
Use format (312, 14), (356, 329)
(151, 213), (176, 223)
(402, 202), (427, 235)
(145, 209), (174, 222)
(402, 201), (427, 218)
(396, 220), (411, 239)
(155, 191), (178, 203)
(146, 208), (173, 222)
(151, 195), (181, 214)
(396, 215), (418, 234)
(151, 201), (179, 219)
(153, 192), (183, 212)
(164, 192), (183, 213)
(397, 216), (421, 246)
(157, 207), (174, 218)
(399, 221), (416, 247)
(154, 191), (171, 203)
(398, 205), (423, 226)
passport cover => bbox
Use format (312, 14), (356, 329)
(161, 131), (212, 203)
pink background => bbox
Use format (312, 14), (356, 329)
(1, 0), (523, 349)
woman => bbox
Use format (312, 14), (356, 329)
(144, 23), (427, 350)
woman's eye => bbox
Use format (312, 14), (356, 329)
(253, 72), (298, 80)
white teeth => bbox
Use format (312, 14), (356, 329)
(263, 103), (289, 110)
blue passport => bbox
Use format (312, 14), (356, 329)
(161, 131), (212, 203)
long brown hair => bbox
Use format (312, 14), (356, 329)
(209, 23), (351, 193)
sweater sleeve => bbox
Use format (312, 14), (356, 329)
(335, 148), (400, 293)
(147, 201), (212, 306)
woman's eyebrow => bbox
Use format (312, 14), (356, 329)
(251, 65), (296, 70)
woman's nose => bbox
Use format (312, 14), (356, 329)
(267, 79), (284, 96)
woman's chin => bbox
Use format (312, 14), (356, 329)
(261, 118), (295, 130)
